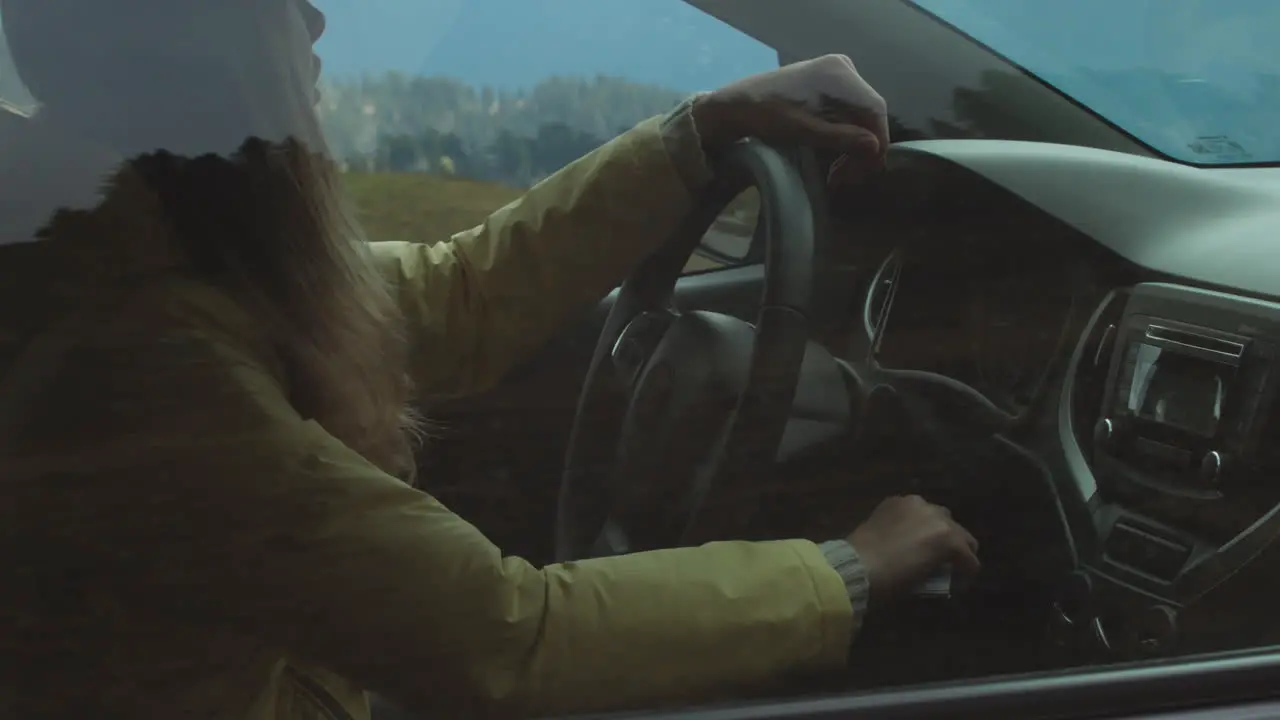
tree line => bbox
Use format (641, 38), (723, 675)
(347, 120), (615, 188)
(317, 72), (687, 187)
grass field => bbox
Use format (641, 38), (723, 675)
(342, 171), (727, 273)
(343, 171), (524, 244)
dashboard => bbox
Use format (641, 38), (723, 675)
(842, 139), (1280, 660)
(865, 231), (1076, 417)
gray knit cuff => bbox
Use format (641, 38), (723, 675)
(819, 539), (871, 630)
(659, 92), (715, 191)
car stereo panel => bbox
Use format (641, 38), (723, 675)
(1082, 283), (1280, 603)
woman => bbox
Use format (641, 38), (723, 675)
(0, 1), (979, 718)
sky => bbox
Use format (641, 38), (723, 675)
(4, 0), (1277, 162)
(311, 0), (777, 92)
(311, 0), (1280, 93)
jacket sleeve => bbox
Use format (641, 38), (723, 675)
(87, 368), (854, 718)
(370, 113), (705, 398)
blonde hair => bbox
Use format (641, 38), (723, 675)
(134, 134), (425, 482)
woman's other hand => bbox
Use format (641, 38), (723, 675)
(847, 495), (981, 607)
(692, 54), (890, 183)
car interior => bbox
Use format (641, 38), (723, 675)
(411, 0), (1280, 710)
(4, 0), (1280, 717)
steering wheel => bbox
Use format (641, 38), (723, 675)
(554, 139), (820, 562)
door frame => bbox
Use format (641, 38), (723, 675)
(587, 648), (1280, 719)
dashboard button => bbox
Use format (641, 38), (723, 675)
(1199, 450), (1225, 486)
(1093, 417), (1115, 456)
(1134, 604), (1178, 653)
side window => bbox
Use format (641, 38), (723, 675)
(689, 187), (760, 272)
(312, 0), (776, 274)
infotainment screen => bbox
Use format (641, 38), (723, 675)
(1127, 342), (1233, 437)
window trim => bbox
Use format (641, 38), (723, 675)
(593, 647), (1280, 719)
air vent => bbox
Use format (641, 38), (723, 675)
(863, 251), (902, 340)
(1072, 290), (1129, 451)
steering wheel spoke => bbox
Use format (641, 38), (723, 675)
(610, 310), (678, 387)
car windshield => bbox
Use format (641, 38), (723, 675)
(910, 0), (1280, 166)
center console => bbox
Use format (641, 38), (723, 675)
(1064, 283), (1280, 654)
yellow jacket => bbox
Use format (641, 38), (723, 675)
(0, 110), (855, 719)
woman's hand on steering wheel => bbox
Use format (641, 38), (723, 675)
(847, 495), (981, 607)
(691, 53), (889, 185)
